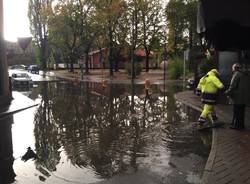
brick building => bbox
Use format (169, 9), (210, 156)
(78, 48), (157, 69)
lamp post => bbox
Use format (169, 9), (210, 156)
(163, 42), (168, 103)
(183, 48), (190, 89)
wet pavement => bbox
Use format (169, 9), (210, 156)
(53, 69), (179, 85)
(0, 80), (211, 184)
(0, 92), (38, 118)
(9, 69), (60, 83)
(176, 91), (250, 184)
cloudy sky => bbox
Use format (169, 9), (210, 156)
(3, 0), (31, 41)
(3, 0), (168, 42)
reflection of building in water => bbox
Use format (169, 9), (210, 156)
(0, 116), (16, 183)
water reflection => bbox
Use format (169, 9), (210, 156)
(33, 82), (61, 181)
(12, 81), (211, 183)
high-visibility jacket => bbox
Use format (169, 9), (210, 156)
(196, 75), (206, 95)
(196, 70), (224, 104)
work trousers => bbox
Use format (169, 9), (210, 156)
(231, 104), (245, 129)
(198, 104), (217, 124)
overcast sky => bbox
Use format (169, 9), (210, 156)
(3, 0), (31, 42)
(3, 0), (168, 42)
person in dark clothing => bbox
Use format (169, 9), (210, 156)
(225, 63), (250, 130)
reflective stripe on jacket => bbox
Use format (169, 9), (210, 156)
(201, 92), (217, 104)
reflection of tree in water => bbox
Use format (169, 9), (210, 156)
(33, 82), (61, 179)
(32, 81), (210, 179)
(45, 82), (167, 178)
(163, 84), (211, 158)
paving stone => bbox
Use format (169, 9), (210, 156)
(175, 91), (250, 184)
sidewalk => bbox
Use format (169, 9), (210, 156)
(53, 69), (179, 84)
(0, 92), (38, 119)
(176, 91), (250, 184)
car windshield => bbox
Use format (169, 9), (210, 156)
(12, 73), (29, 78)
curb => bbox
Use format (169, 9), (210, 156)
(0, 92), (39, 120)
(201, 129), (218, 184)
(0, 104), (39, 120)
(175, 92), (218, 184)
(54, 72), (181, 85)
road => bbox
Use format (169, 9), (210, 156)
(8, 69), (60, 82)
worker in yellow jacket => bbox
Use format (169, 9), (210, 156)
(196, 69), (224, 127)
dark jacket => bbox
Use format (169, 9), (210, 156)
(226, 70), (250, 105)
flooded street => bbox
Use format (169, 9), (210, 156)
(7, 81), (211, 184)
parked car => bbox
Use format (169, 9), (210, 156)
(9, 64), (28, 70)
(28, 65), (39, 74)
(11, 73), (33, 89)
(20, 64), (28, 70)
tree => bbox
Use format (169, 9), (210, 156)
(112, 2), (130, 72)
(28, 0), (53, 71)
(166, 0), (187, 55)
(127, 0), (140, 79)
(139, 0), (165, 72)
(49, 0), (82, 72)
(165, 0), (201, 55)
(94, 0), (126, 76)
(77, 0), (98, 74)
(184, 0), (199, 48)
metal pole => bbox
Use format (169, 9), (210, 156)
(163, 58), (166, 102)
(131, 11), (135, 81)
(183, 52), (186, 83)
(163, 42), (167, 103)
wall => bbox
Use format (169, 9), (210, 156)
(0, 0), (11, 104)
(218, 51), (239, 85)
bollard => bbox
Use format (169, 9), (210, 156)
(73, 78), (80, 86)
(145, 79), (151, 89)
(102, 79), (108, 88)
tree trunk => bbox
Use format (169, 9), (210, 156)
(189, 26), (193, 48)
(108, 27), (114, 76)
(145, 51), (150, 72)
(69, 53), (74, 72)
(40, 41), (47, 71)
(114, 60), (119, 72)
(114, 50), (120, 72)
(70, 59), (74, 72)
(85, 52), (89, 74)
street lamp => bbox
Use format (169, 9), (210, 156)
(163, 42), (168, 102)
(159, 43), (169, 104)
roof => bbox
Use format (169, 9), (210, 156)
(197, 0), (250, 50)
(134, 49), (153, 57)
(89, 48), (107, 55)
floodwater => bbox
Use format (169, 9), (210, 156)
(1, 81), (211, 184)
